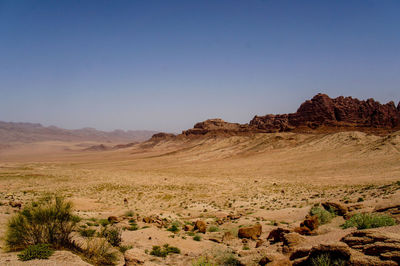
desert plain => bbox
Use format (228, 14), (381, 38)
(0, 128), (399, 265)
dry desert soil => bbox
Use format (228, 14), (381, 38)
(0, 131), (400, 265)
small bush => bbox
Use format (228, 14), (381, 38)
(150, 244), (181, 257)
(79, 228), (96, 238)
(208, 226), (219, 232)
(310, 206), (335, 225)
(125, 210), (134, 217)
(342, 213), (396, 229)
(167, 221), (181, 233)
(5, 196), (79, 251)
(192, 256), (215, 266)
(310, 253), (346, 266)
(102, 227), (122, 247)
(83, 238), (118, 265)
(119, 245), (132, 253)
(193, 234), (201, 241)
(17, 244), (54, 261)
(127, 224), (139, 231)
(99, 219), (110, 227)
(213, 250), (242, 266)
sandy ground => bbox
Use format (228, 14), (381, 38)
(0, 131), (399, 265)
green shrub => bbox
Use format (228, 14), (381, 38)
(310, 206), (335, 225)
(99, 219), (110, 227)
(310, 253), (346, 266)
(119, 245), (132, 253)
(5, 196), (79, 251)
(193, 234), (201, 241)
(79, 228), (96, 237)
(342, 213), (396, 229)
(83, 238), (118, 265)
(212, 250), (242, 266)
(208, 226), (219, 232)
(127, 224), (139, 231)
(167, 221), (181, 233)
(125, 210), (134, 217)
(192, 256), (215, 266)
(150, 244), (181, 257)
(102, 226), (122, 247)
(17, 244), (54, 261)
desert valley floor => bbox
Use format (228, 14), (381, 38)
(0, 131), (400, 265)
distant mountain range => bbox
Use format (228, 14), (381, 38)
(0, 121), (158, 143)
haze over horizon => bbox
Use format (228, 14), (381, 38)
(1, 0), (399, 132)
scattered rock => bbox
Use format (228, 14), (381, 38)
(301, 215), (319, 231)
(267, 227), (291, 243)
(183, 224), (194, 231)
(107, 216), (120, 224)
(194, 220), (207, 233)
(294, 226), (312, 236)
(124, 248), (150, 265)
(143, 217), (154, 223)
(255, 239), (265, 248)
(283, 232), (305, 249)
(238, 223), (262, 240)
(322, 201), (348, 216)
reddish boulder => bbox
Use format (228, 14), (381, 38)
(238, 223), (262, 240)
(194, 220), (207, 233)
(267, 227), (291, 243)
(322, 201), (348, 216)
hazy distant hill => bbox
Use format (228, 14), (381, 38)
(0, 121), (158, 143)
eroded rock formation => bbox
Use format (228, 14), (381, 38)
(175, 94), (400, 138)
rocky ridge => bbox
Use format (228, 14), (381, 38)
(155, 94), (400, 140)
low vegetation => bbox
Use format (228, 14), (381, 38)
(83, 238), (118, 265)
(342, 213), (396, 229)
(5, 196), (79, 251)
(310, 253), (346, 266)
(101, 226), (122, 247)
(17, 244), (54, 261)
(5, 196), (119, 265)
(310, 205), (335, 225)
(150, 244), (181, 257)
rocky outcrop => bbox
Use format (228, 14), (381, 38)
(194, 220), (207, 233)
(181, 94), (400, 137)
(341, 228), (400, 264)
(238, 223), (262, 240)
(251, 94), (400, 132)
(149, 132), (176, 141)
(182, 119), (250, 136)
(291, 243), (352, 266)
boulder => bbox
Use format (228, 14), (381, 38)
(294, 226), (312, 236)
(107, 216), (120, 223)
(267, 227), (291, 243)
(283, 232), (305, 249)
(124, 248), (150, 265)
(142, 217), (154, 223)
(238, 223), (262, 240)
(194, 220), (207, 233)
(322, 201), (348, 216)
(300, 215), (319, 231)
(183, 224), (194, 231)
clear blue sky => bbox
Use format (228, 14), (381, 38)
(1, 0), (399, 132)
